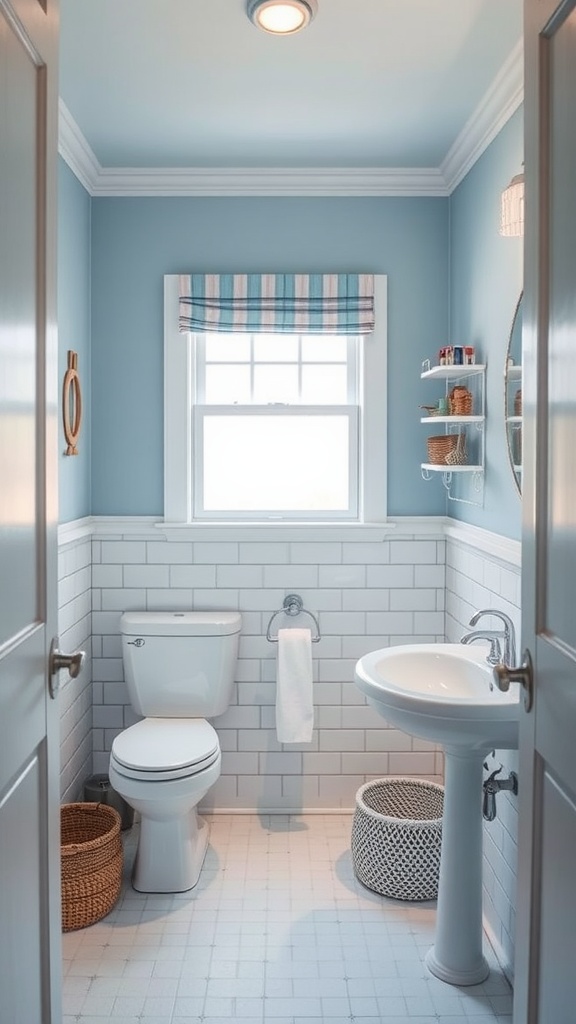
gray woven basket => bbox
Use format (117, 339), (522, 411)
(351, 778), (444, 901)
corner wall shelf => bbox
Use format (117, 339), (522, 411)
(421, 464), (483, 473)
(421, 364), (486, 380)
(420, 415), (483, 425)
(420, 361), (486, 506)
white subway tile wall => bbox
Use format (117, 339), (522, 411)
(90, 527), (447, 811)
(445, 531), (521, 982)
(58, 535), (92, 802)
(57, 518), (521, 981)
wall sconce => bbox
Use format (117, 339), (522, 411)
(500, 172), (524, 237)
(247, 0), (318, 35)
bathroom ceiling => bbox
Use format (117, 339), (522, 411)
(59, 0), (522, 173)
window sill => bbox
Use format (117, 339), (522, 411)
(156, 520), (399, 542)
(86, 515), (448, 542)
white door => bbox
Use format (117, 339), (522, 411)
(513, 1), (576, 1021)
(0, 0), (61, 1021)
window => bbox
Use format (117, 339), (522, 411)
(194, 332), (358, 519)
(164, 275), (387, 523)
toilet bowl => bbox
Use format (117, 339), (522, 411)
(110, 718), (221, 892)
(110, 610), (241, 893)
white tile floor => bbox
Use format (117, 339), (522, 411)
(62, 814), (513, 1023)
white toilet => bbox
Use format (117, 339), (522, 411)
(109, 609), (241, 893)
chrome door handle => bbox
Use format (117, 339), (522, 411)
(493, 648), (534, 712)
(49, 637), (86, 698)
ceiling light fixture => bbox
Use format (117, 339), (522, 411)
(247, 0), (318, 35)
(500, 172), (525, 237)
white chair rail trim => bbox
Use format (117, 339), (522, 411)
(59, 515), (520, 568)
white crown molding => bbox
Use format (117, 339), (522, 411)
(58, 100), (101, 194)
(441, 40), (524, 192)
(58, 39), (523, 198)
(55, 126), (450, 198)
(88, 165), (450, 198)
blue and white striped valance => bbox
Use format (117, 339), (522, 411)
(178, 273), (375, 335)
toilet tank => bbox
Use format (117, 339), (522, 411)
(120, 611), (242, 717)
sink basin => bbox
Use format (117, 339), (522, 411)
(355, 642), (520, 750)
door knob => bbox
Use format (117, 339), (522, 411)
(49, 637), (86, 698)
(493, 648), (534, 712)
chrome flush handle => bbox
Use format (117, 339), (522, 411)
(493, 648), (534, 712)
(49, 636), (86, 698)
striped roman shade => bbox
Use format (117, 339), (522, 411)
(178, 273), (375, 335)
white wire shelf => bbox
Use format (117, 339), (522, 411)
(420, 415), (484, 424)
(421, 364), (486, 380)
(421, 463), (483, 473)
(506, 365), (522, 381)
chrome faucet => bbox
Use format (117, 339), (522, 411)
(462, 609), (517, 667)
(460, 631), (503, 665)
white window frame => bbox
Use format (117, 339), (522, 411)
(195, 332), (359, 404)
(194, 405), (359, 520)
(164, 274), (388, 524)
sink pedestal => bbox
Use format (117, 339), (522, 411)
(425, 748), (490, 985)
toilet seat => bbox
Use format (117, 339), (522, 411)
(111, 718), (220, 781)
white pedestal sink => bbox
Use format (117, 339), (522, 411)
(354, 643), (520, 986)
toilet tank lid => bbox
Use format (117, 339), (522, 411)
(120, 610), (242, 637)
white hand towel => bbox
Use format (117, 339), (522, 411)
(275, 627), (314, 744)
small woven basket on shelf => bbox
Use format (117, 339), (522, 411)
(444, 431), (467, 466)
(351, 778), (444, 901)
(448, 385), (473, 416)
(427, 434), (457, 465)
(61, 802), (123, 931)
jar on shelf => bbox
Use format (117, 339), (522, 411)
(448, 386), (473, 416)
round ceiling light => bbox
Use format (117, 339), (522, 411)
(247, 0), (318, 35)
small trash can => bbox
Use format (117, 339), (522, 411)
(351, 777), (444, 901)
(84, 773), (134, 831)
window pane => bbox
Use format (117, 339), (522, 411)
(205, 334), (250, 362)
(201, 415), (350, 512)
(301, 365), (348, 403)
(302, 336), (347, 362)
(205, 365), (251, 403)
(253, 365), (299, 403)
(253, 335), (298, 362)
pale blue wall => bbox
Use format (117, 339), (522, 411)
(58, 115), (523, 530)
(90, 197), (449, 516)
(449, 108), (523, 538)
(58, 159), (91, 523)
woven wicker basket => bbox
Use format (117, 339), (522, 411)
(427, 434), (457, 465)
(444, 431), (467, 466)
(351, 778), (444, 900)
(61, 803), (123, 931)
(449, 386), (473, 416)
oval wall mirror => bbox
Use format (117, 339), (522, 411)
(504, 292), (523, 494)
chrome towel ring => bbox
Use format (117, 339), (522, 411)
(266, 594), (321, 643)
